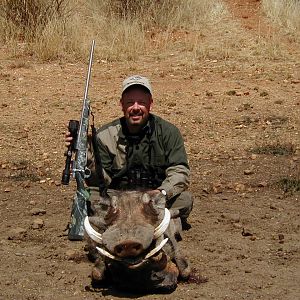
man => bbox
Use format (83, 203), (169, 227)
(66, 75), (193, 227)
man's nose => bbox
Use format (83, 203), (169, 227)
(132, 102), (140, 110)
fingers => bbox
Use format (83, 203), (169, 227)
(65, 131), (73, 147)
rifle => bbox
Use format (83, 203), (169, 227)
(61, 40), (95, 240)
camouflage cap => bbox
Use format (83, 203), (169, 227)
(122, 75), (152, 95)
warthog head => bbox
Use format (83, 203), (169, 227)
(84, 190), (190, 292)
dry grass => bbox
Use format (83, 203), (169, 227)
(0, 0), (298, 62)
(262, 0), (300, 41)
(0, 0), (227, 61)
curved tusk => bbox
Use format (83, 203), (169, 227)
(145, 238), (168, 259)
(84, 216), (103, 244)
(153, 208), (171, 239)
(96, 246), (119, 260)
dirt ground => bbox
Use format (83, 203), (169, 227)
(0, 1), (299, 299)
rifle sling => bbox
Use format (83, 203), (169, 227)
(91, 123), (107, 197)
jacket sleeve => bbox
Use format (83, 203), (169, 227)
(157, 125), (190, 199)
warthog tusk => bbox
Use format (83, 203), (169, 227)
(84, 216), (103, 244)
(96, 246), (119, 260)
(153, 208), (170, 239)
(145, 238), (168, 259)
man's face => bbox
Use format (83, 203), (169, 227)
(120, 87), (153, 130)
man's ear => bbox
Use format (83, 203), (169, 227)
(149, 97), (153, 111)
(120, 98), (125, 112)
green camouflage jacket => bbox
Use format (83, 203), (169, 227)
(86, 114), (190, 199)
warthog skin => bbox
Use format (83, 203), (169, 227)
(85, 190), (191, 292)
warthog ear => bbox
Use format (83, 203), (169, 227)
(142, 192), (165, 216)
(151, 192), (166, 210)
(142, 193), (151, 205)
(104, 195), (119, 223)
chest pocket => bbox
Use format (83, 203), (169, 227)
(149, 135), (167, 168)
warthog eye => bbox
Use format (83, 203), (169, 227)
(100, 204), (109, 211)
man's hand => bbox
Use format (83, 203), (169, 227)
(65, 129), (73, 147)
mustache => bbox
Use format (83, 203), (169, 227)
(129, 112), (143, 116)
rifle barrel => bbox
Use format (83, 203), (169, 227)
(83, 40), (95, 101)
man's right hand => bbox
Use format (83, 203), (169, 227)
(65, 130), (73, 147)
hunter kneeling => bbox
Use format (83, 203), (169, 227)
(65, 75), (193, 291)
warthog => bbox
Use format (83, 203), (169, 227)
(84, 190), (191, 292)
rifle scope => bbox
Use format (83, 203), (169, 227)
(61, 120), (79, 185)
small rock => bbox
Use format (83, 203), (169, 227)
(39, 179), (46, 184)
(250, 154), (257, 160)
(4, 188), (11, 192)
(212, 185), (223, 194)
(258, 181), (268, 187)
(65, 249), (79, 261)
(233, 223), (242, 229)
(42, 153), (49, 159)
(260, 91), (269, 97)
(291, 79), (300, 84)
(32, 218), (44, 229)
(22, 180), (31, 188)
(278, 234), (284, 240)
(30, 208), (46, 216)
(8, 227), (27, 240)
(244, 169), (254, 175)
(235, 183), (246, 192)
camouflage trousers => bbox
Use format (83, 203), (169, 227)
(87, 187), (193, 220)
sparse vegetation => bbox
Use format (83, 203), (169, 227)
(262, 0), (300, 40)
(1, 0), (298, 61)
(251, 142), (296, 156)
(278, 177), (300, 193)
(0, 0), (226, 61)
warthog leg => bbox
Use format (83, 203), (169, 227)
(174, 254), (191, 279)
(91, 257), (106, 282)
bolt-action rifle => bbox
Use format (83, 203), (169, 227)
(61, 40), (95, 241)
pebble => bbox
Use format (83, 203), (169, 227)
(244, 169), (254, 175)
(30, 208), (46, 215)
(235, 183), (246, 192)
(65, 250), (79, 260)
(258, 181), (268, 187)
(32, 218), (44, 229)
(8, 227), (27, 240)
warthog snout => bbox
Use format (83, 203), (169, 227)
(114, 240), (144, 257)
